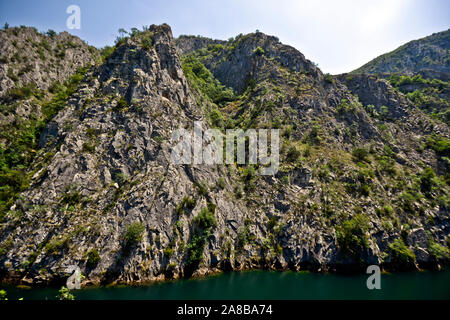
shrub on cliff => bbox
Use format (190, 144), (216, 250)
(124, 222), (145, 247)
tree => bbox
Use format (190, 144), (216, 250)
(46, 29), (57, 37)
(3, 22), (9, 30)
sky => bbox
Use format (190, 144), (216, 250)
(0, 0), (449, 74)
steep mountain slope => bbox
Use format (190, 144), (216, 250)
(0, 26), (100, 220)
(352, 29), (450, 75)
(0, 25), (449, 286)
(0, 26), (99, 97)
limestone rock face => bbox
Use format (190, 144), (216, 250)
(0, 25), (448, 286)
(337, 74), (411, 119)
(0, 27), (99, 97)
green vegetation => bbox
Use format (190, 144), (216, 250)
(241, 166), (256, 192)
(352, 29), (450, 74)
(193, 207), (217, 230)
(425, 134), (450, 157)
(186, 206), (217, 268)
(236, 222), (254, 250)
(286, 146), (301, 162)
(388, 238), (416, 268)
(388, 74), (450, 124)
(123, 222), (145, 248)
(45, 235), (70, 256)
(419, 167), (438, 197)
(216, 177), (226, 190)
(194, 181), (209, 196)
(324, 73), (334, 83)
(186, 232), (207, 267)
(253, 46), (265, 56)
(0, 67), (88, 217)
(57, 286), (75, 300)
(164, 246), (175, 258)
(335, 214), (370, 260)
(336, 98), (357, 114)
(61, 187), (82, 205)
(86, 248), (100, 268)
(182, 55), (235, 106)
(352, 147), (370, 163)
(428, 240), (450, 260)
(175, 196), (196, 215)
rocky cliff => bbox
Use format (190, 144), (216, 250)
(0, 24), (449, 287)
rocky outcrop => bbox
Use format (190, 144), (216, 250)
(177, 32), (321, 94)
(337, 73), (411, 119)
(0, 26), (99, 97)
(175, 35), (226, 56)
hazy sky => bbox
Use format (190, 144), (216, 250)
(1, 0), (449, 74)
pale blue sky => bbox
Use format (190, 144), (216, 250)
(0, 0), (449, 74)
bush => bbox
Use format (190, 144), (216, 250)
(164, 246), (175, 258)
(236, 224), (253, 250)
(87, 248), (100, 267)
(182, 55), (234, 105)
(253, 46), (265, 56)
(61, 188), (82, 205)
(420, 167), (437, 197)
(305, 125), (322, 144)
(388, 238), (416, 267)
(241, 166), (256, 192)
(140, 36), (153, 50)
(57, 286), (74, 300)
(335, 214), (370, 259)
(114, 96), (128, 111)
(376, 205), (394, 218)
(209, 109), (224, 128)
(176, 195), (196, 215)
(400, 192), (415, 213)
(82, 142), (96, 153)
(100, 46), (115, 61)
(186, 232), (206, 266)
(352, 147), (369, 163)
(286, 146), (301, 162)
(336, 99), (355, 114)
(217, 177), (226, 190)
(194, 181), (208, 196)
(124, 222), (145, 247)
(193, 207), (217, 230)
(428, 240), (450, 260)
(45, 236), (70, 256)
(4, 83), (41, 101)
(426, 135), (450, 157)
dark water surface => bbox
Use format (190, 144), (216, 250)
(2, 270), (449, 300)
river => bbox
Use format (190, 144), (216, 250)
(2, 269), (449, 300)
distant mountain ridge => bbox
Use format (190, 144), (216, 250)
(352, 29), (450, 75)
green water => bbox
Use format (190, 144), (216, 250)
(2, 270), (450, 300)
